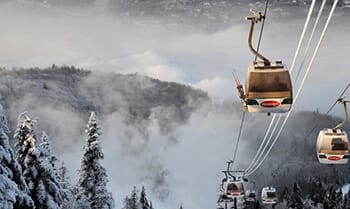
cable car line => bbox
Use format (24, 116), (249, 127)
(219, 0), (343, 204)
(242, 0), (316, 175)
(254, 0), (269, 63)
(326, 83), (350, 114)
(220, 1), (273, 200)
(222, 0), (340, 198)
(293, 0), (327, 86)
(245, 115), (283, 176)
(271, 87), (350, 182)
(289, 0), (317, 73)
(232, 111), (246, 165)
(302, 83), (350, 141)
(244, 0), (317, 174)
(246, 0), (319, 171)
(292, 0), (339, 103)
(218, 0), (343, 206)
(245, 0), (340, 176)
(229, 0), (270, 170)
(244, 114), (277, 172)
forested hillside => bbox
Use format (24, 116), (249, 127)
(0, 66), (209, 139)
(0, 66), (349, 209)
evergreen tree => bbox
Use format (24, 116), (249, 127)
(59, 161), (75, 209)
(140, 186), (150, 209)
(14, 114), (63, 209)
(39, 132), (59, 172)
(289, 182), (303, 209)
(75, 194), (91, 209)
(312, 177), (325, 205)
(179, 205), (183, 209)
(75, 112), (114, 209)
(130, 186), (139, 209)
(281, 187), (289, 203)
(324, 197), (330, 209)
(344, 187), (350, 209)
(0, 107), (34, 209)
(328, 186), (337, 209)
(122, 196), (131, 209)
(39, 132), (63, 195)
(123, 186), (150, 209)
(336, 189), (343, 209)
(343, 194), (348, 209)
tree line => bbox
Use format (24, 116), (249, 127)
(0, 102), (156, 209)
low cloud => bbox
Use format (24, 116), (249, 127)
(194, 76), (235, 101)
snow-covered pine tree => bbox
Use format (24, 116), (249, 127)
(122, 196), (131, 209)
(324, 198), (330, 209)
(140, 186), (150, 209)
(39, 132), (64, 198)
(75, 112), (114, 209)
(14, 114), (63, 209)
(40, 132), (59, 173)
(288, 182), (303, 209)
(75, 194), (91, 209)
(343, 193), (348, 209)
(130, 186), (139, 209)
(0, 106), (34, 209)
(336, 189), (343, 209)
(344, 187), (350, 209)
(276, 187), (289, 209)
(312, 177), (325, 205)
(327, 186), (340, 209)
(323, 186), (335, 209)
(281, 187), (289, 202)
(58, 161), (75, 209)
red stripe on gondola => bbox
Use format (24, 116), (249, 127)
(328, 156), (341, 161)
(261, 100), (280, 108)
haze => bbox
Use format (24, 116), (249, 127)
(0, 1), (349, 209)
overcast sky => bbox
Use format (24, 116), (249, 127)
(0, 2), (349, 113)
(0, 1), (349, 209)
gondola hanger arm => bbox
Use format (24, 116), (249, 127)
(333, 98), (349, 130)
(245, 9), (271, 65)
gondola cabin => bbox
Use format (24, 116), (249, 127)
(217, 194), (233, 203)
(245, 190), (256, 202)
(245, 61), (292, 113)
(224, 178), (245, 198)
(261, 187), (277, 204)
(316, 128), (350, 164)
